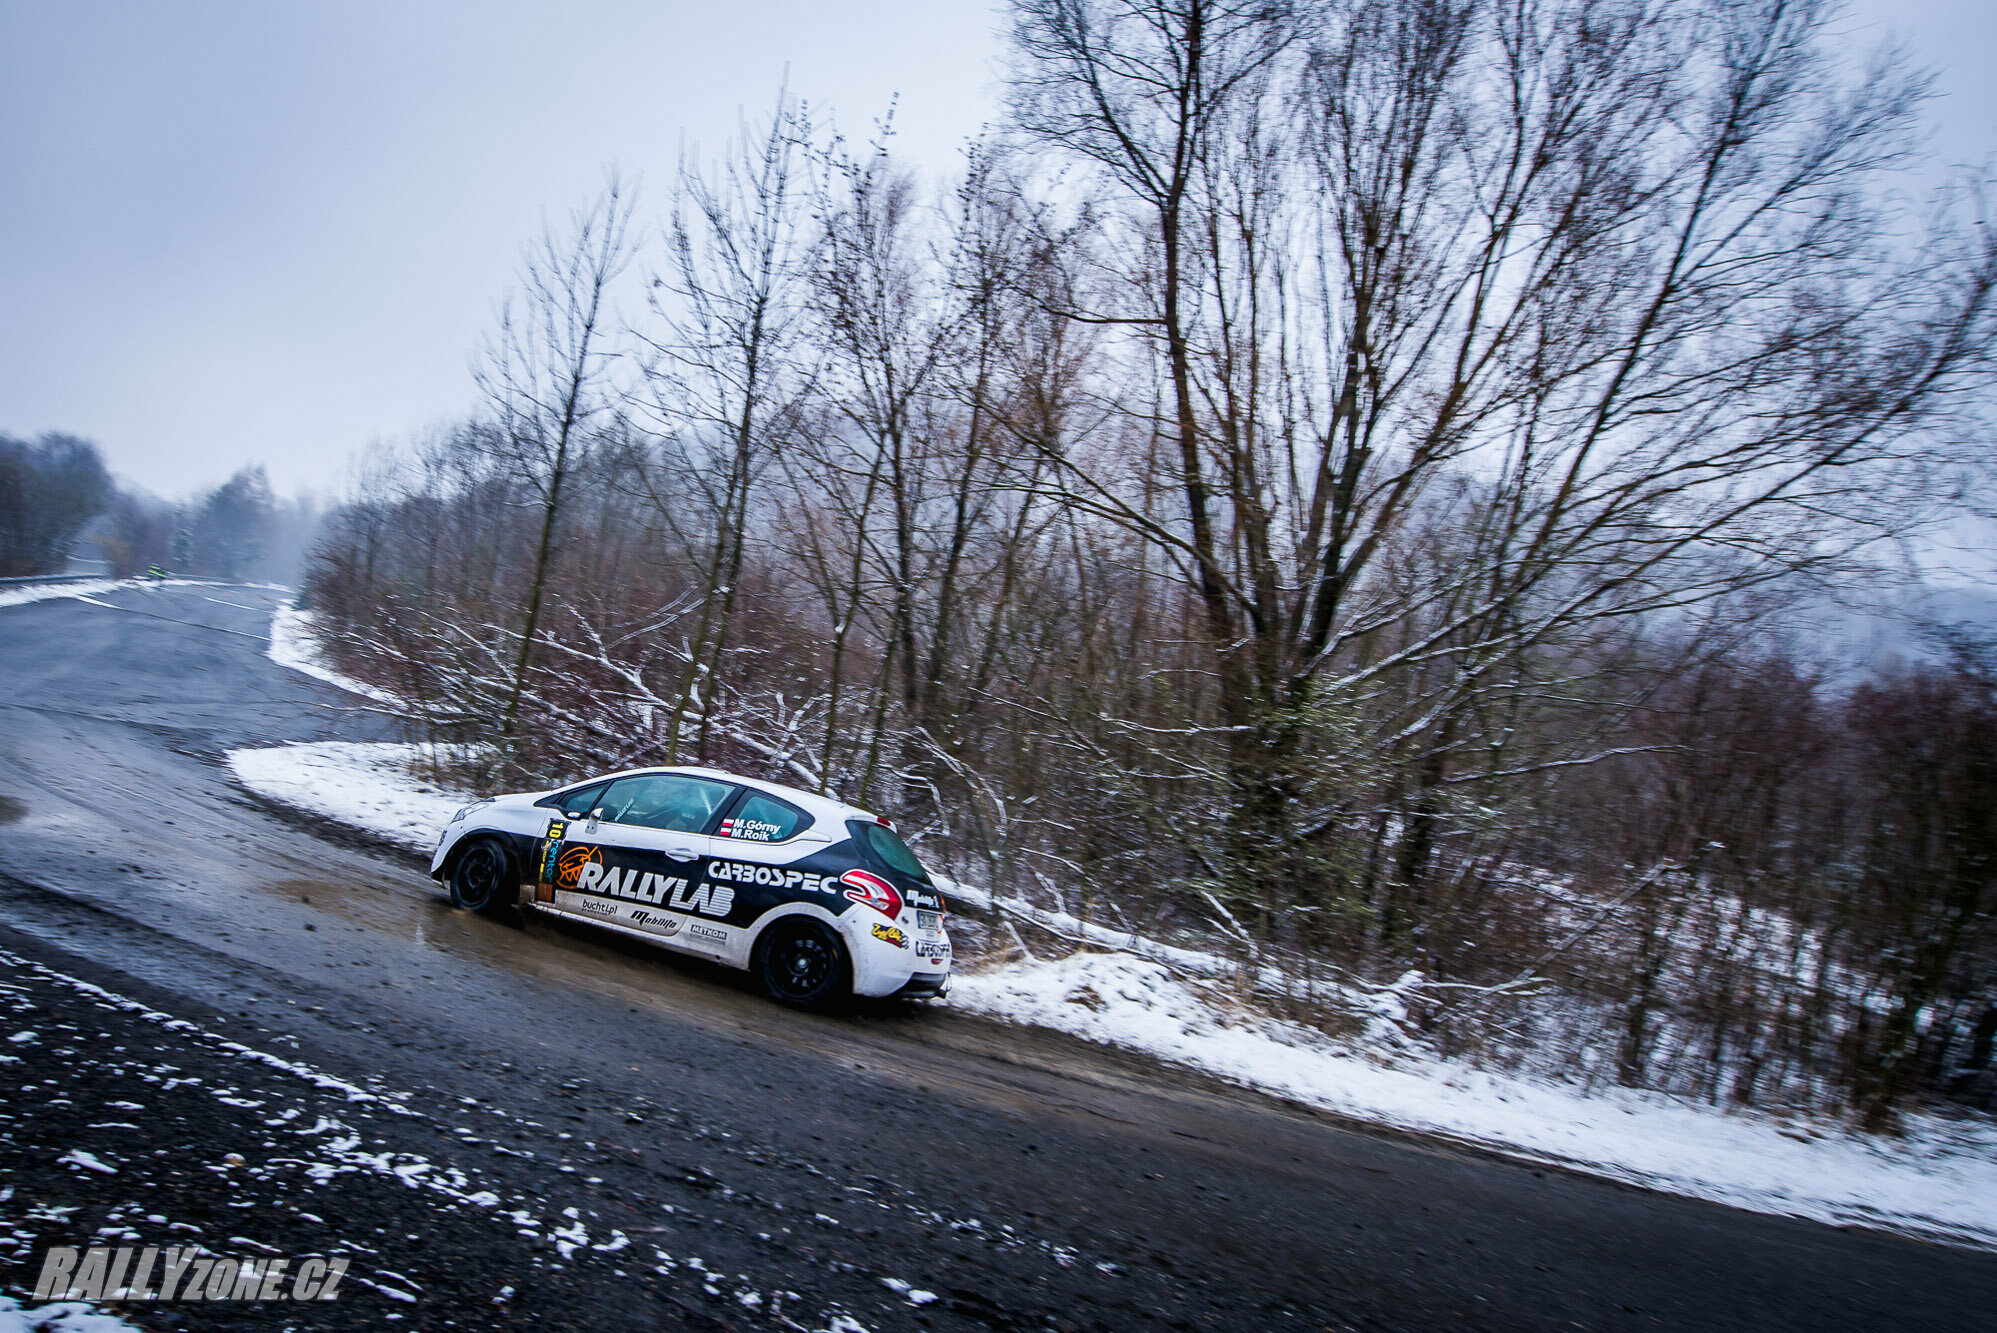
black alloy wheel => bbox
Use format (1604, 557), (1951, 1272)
(757, 919), (850, 1009)
(449, 838), (515, 916)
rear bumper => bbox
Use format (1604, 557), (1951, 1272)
(891, 972), (950, 999)
(846, 917), (953, 998)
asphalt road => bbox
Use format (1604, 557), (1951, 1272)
(1, 582), (1994, 1331)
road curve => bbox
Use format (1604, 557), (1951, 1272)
(1, 583), (1993, 1331)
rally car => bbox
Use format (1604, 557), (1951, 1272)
(429, 766), (951, 1006)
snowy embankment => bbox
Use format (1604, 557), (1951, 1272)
(266, 606), (401, 705)
(242, 612), (1997, 1252)
(0, 578), (128, 609)
(240, 607), (449, 850)
(229, 742), (464, 856)
(0, 577), (206, 610)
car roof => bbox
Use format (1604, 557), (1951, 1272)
(563, 765), (878, 827)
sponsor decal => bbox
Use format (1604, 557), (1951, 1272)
(669, 879), (735, 917)
(707, 860), (839, 895)
(716, 816), (784, 842)
(871, 923), (908, 949)
(576, 859), (673, 905)
(572, 860), (736, 917)
(31, 1245), (348, 1302)
(629, 909), (683, 936)
(538, 822), (567, 884)
(552, 843), (600, 890)
(841, 868), (903, 919)
(914, 937), (951, 962)
(686, 921), (728, 944)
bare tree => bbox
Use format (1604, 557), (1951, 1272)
(796, 132), (965, 801)
(1008, 0), (1997, 960)
(637, 90), (819, 763)
(1008, 0), (1302, 874)
(476, 178), (637, 744)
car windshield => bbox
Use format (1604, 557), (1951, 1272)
(856, 821), (929, 879)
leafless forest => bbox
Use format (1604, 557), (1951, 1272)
(304, 0), (1997, 1129)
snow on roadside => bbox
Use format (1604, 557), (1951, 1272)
(0, 578), (125, 610)
(929, 875), (1414, 1045)
(267, 606), (401, 705)
(950, 951), (1997, 1249)
(227, 742), (461, 856)
(0, 577), (206, 610)
(227, 739), (1997, 1251)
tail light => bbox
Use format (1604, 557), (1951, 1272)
(840, 869), (903, 920)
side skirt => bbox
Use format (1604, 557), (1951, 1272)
(525, 901), (734, 969)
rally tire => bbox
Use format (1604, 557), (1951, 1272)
(449, 837), (517, 917)
(756, 918), (852, 1010)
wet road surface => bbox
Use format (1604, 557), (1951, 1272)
(2, 583), (1995, 1330)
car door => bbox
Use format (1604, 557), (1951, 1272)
(701, 789), (834, 937)
(549, 773), (737, 951)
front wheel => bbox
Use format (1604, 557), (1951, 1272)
(756, 919), (851, 1009)
(449, 837), (516, 916)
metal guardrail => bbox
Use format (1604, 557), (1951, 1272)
(0, 573), (105, 589)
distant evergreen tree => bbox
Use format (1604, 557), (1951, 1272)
(189, 466), (275, 578)
(0, 432), (113, 576)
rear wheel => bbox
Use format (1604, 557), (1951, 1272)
(756, 918), (851, 1009)
(449, 837), (516, 916)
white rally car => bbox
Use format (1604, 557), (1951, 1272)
(429, 766), (951, 1006)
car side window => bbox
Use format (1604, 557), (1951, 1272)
(535, 781), (607, 818)
(561, 782), (608, 819)
(596, 775), (735, 834)
(718, 793), (809, 843)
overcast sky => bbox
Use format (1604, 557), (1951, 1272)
(0, 0), (1989, 503)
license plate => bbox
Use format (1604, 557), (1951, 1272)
(917, 910), (940, 933)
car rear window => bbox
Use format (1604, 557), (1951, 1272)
(855, 821), (929, 879)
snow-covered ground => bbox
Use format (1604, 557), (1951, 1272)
(266, 607), (401, 705)
(0, 578), (126, 610)
(227, 742), (465, 856)
(0, 578), (207, 611)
